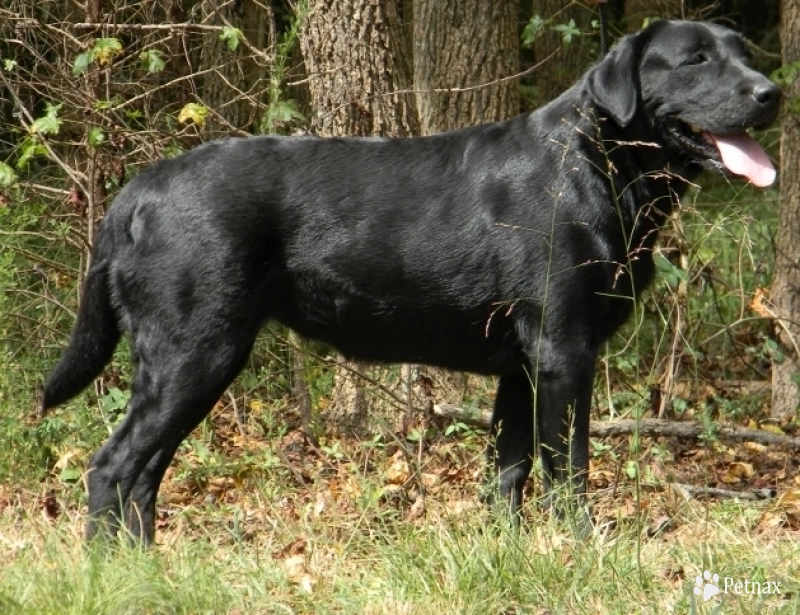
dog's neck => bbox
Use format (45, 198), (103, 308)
(592, 106), (699, 222)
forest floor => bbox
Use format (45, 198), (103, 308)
(2, 399), (800, 614)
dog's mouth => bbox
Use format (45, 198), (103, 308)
(666, 119), (776, 187)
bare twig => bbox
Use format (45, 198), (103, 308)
(69, 22), (233, 32)
(226, 390), (247, 436)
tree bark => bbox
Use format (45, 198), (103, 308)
(770, 0), (800, 420)
(300, 0), (418, 138)
(299, 0), (419, 436)
(413, 0), (519, 133)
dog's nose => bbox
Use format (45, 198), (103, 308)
(753, 82), (781, 106)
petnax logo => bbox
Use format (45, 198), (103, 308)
(692, 569), (782, 603)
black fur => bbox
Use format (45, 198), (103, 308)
(43, 20), (780, 542)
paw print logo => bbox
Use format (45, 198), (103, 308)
(694, 570), (720, 602)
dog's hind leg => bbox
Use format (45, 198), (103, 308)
(124, 443), (184, 543)
(486, 372), (535, 518)
(85, 319), (257, 542)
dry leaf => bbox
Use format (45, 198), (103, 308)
(756, 510), (785, 530)
(384, 457), (410, 485)
(531, 528), (565, 555)
(40, 493), (59, 523)
(750, 287), (772, 318)
(314, 491), (326, 517)
(54, 449), (80, 470)
(449, 500), (479, 516)
(721, 462), (754, 484)
(284, 554), (316, 593)
(744, 441), (768, 454)
(421, 473), (440, 488)
(406, 493), (426, 521)
(775, 489), (800, 510)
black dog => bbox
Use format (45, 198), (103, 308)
(43, 20), (780, 542)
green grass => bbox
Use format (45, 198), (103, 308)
(2, 485), (800, 614)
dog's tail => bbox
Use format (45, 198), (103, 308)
(41, 228), (121, 415)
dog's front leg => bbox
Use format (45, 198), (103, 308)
(533, 347), (595, 532)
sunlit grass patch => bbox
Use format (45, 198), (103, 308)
(2, 480), (799, 614)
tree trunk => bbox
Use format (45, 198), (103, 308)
(770, 0), (800, 420)
(300, 0), (418, 138)
(299, 0), (419, 436)
(414, 0), (519, 133)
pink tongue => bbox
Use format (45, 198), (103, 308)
(707, 132), (776, 187)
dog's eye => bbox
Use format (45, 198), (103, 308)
(685, 53), (708, 66)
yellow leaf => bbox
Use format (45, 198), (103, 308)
(344, 476), (361, 498)
(760, 423), (785, 435)
(92, 38), (123, 67)
(54, 449), (80, 470)
(177, 103), (208, 128)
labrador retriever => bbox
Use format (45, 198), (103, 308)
(42, 20), (780, 542)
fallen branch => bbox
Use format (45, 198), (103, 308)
(669, 483), (775, 501)
(432, 403), (800, 451)
(594, 482), (776, 501)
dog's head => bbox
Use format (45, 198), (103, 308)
(587, 20), (781, 187)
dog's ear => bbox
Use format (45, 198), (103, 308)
(586, 33), (644, 127)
